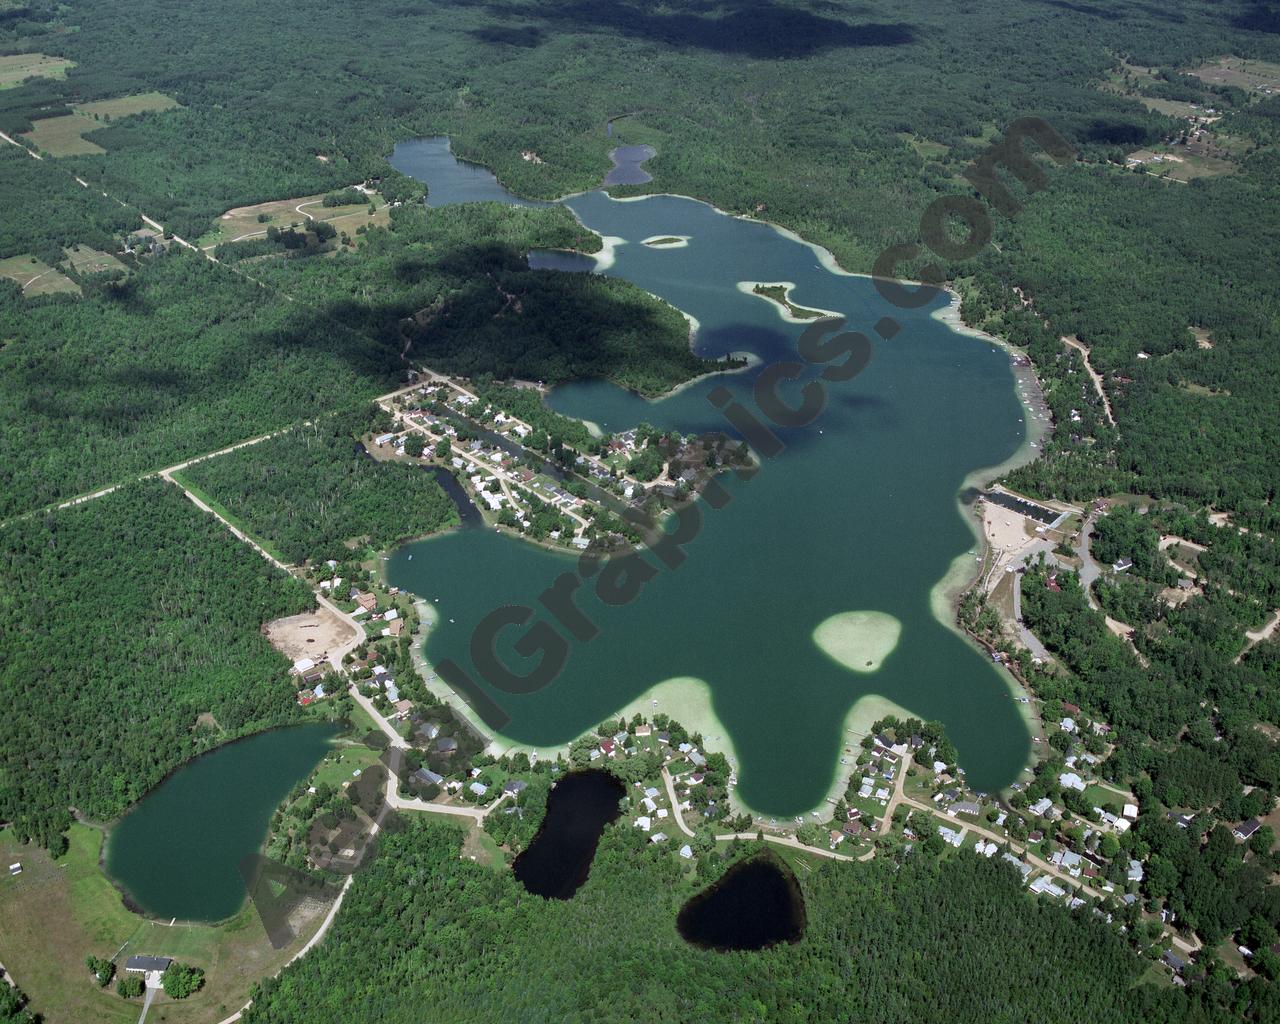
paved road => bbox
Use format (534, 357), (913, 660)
(1076, 515), (1105, 610)
(1013, 572), (1054, 663)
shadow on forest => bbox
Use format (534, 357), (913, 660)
(1234, 2), (1280, 32)
(453, 0), (917, 58)
(262, 243), (712, 389)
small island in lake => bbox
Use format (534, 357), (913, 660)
(749, 282), (828, 320)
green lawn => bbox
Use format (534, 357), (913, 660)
(0, 824), (337, 1024)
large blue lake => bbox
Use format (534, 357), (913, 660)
(386, 138), (1032, 815)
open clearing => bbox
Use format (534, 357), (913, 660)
(19, 114), (106, 156)
(0, 824), (331, 1024)
(1188, 56), (1280, 95)
(198, 189), (391, 249)
(75, 91), (181, 119)
(0, 254), (80, 296)
(0, 52), (74, 89)
(20, 93), (180, 156)
(62, 244), (126, 276)
(264, 608), (357, 665)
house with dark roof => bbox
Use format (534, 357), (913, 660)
(1233, 818), (1263, 841)
(125, 956), (172, 973)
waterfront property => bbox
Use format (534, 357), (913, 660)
(105, 723), (338, 922)
(386, 139), (1033, 817)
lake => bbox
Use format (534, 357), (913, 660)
(677, 855), (806, 951)
(512, 769), (624, 899)
(604, 144), (656, 185)
(386, 138), (1032, 816)
(105, 723), (338, 922)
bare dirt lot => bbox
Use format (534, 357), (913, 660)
(264, 608), (356, 665)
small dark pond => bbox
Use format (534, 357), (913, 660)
(512, 769), (624, 899)
(677, 855), (806, 951)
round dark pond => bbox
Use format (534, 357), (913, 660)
(677, 856), (806, 951)
(512, 769), (624, 899)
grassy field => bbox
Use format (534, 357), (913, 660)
(198, 190), (391, 249)
(1189, 56), (1280, 95)
(62, 244), (126, 276)
(76, 91), (182, 119)
(0, 254), (81, 296)
(21, 93), (181, 156)
(0, 52), (74, 89)
(20, 113), (107, 156)
(1127, 148), (1237, 182)
(0, 824), (337, 1024)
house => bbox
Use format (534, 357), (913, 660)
(386, 619), (404, 638)
(1060, 717), (1076, 733)
(393, 699), (414, 718)
(635, 724), (652, 738)
(1168, 812), (1194, 829)
(644, 786), (660, 799)
(7, 863), (19, 876)
(829, 829), (846, 847)
(599, 738), (616, 756)
(415, 722), (440, 743)
(1122, 803), (1139, 821)
(951, 801), (982, 817)
(469, 782), (488, 796)
(1061, 702), (1081, 716)
(1162, 951), (1187, 974)
(1128, 859), (1145, 883)
(650, 832), (668, 843)
(125, 956), (173, 974)
(355, 592), (378, 613)
(384, 684), (399, 702)
(292, 657), (316, 675)
(1059, 772), (1086, 792)
(689, 750), (707, 768)
(413, 767), (444, 786)
(634, 815), (652, 831)
(1029, 797), (1055, 818)
(679, 844), (693, 859)
(1233, 818), (1263, 841)
(435, 737), (458, 754)
(937, 826), (964, 848)
(1112, 558), (1133, 573)
(502, 779), (527, 796)
(642, 797), (658, 813)
(1029, 876), (1065, 898)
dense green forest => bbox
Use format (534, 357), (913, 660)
(245, 202), (705, 394)
(0, 480), (314, 848)
(0, 251), (397, 518)
(178, 403), (459, 564)
(0, 0), (1275, 514)
(0, 201), (699, 517)
(241, 819), (1273, 1023)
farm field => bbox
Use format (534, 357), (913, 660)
(1127, 147), (1237, 181)
(0, 253), (80, 296)
(62, 244), (126, 276)
(19, 113), (106, 156)
(75, 91), (182, 119)
(198, 189), (390, 249)
(1189, 56), (1280, 95)
(20, 93), (181, 156)
(0, 52), (74, 89)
